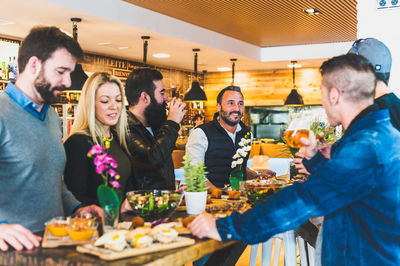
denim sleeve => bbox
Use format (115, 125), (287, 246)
(217, 139), (381, 244)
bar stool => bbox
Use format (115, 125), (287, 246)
(297, 235), (315, 266)
(249, 230), (297, 266)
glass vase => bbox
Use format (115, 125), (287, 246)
(229, 166), (244, 190)
(97, 184), (120, 233)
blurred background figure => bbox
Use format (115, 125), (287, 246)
(193, 113), (205, 127)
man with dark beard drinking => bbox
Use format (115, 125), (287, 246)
(125, 68), (186, 189)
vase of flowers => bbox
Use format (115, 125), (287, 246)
(87, 137), (121, 232)
(229, 132), (252, 190)
(183, 155), (208, 215)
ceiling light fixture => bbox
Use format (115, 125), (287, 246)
(98, 42), (112, 46)
(230, 58), (237, 85)
(153, 53), (170, 58)
(303, 8), (321, 15)
(287, 63), (302, 68)
(0, 18), (16, 26)
(141, 36), (150, 65)
(284, 60), (304, 106)
(184, 48), (207, 102)
(70, 17), (88, 91)
(217, 67), (231, 71)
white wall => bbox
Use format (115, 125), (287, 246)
(357, 1), (400, 94)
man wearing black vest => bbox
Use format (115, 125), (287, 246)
(186, 86), (260, 191)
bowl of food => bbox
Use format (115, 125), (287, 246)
(66, 217), (97, 241)
(126, 190), (183, 222)
(45, 216), (69, 237)
(244, 178), (289, 207)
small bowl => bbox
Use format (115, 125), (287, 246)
(45, 216), (69, 237)
(126, 190), (183, 222)
(66, 217), (97, 241)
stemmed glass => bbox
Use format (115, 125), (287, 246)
(284, 115), (312, 148)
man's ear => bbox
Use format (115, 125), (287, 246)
(140, 92), (151, 105)
(216, 103), (221, 113)
(329, 87), (340, 105)
(26, 56), (41, 76)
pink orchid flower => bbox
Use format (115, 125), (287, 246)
(108, 169), (117, 177)
(109, 180), (120, 189)
(96, 164), (109, 174)
(94, 154), (107, 166)
(88, 144), (105, 156)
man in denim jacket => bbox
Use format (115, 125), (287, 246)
(189, 54), (400, 265)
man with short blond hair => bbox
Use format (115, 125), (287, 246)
(189, 54), (400, 265)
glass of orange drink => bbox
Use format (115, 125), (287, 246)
(284, 117), (311, 148)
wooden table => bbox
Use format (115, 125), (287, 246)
(0, 237), (237, 266)
(0, 210), (246, 266)
(0, 206), (318, 266)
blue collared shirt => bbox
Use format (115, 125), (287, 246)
(5, 82), (50, 121)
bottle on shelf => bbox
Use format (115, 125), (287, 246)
(1, 61), (7, 80)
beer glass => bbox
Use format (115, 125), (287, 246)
(284, 116), (311, 148)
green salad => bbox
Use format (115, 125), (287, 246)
(127, 191), (182, 222)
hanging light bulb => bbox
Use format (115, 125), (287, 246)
(183, 49), (207, 101)
(284, 60), (304, 106)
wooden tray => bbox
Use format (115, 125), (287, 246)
(76, 236), (195, 261)
(42, 228), (98, 248)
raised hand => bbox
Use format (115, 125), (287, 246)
(167, 98), (187, 124)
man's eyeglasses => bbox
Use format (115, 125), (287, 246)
(352, 39), (366, 55)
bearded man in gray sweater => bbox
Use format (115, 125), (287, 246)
(0, 26), (101, 251)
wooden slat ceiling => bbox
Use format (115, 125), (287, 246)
(124, 0), (357, 47)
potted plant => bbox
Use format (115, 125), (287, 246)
(87, 137), (121, 232)
(183, 155), (208, 214)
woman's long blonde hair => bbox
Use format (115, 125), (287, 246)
(68, 72), (130, 153)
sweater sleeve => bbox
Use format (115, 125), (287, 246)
(63, 134), (96, 205)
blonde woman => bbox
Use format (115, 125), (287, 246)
(64, 72), (133, 205)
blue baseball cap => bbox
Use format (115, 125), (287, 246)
(348, 38), (392, 74)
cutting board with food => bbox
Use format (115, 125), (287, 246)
(76, 222), (195, 261)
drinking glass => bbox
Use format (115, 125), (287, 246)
(284, 115), (312, 148)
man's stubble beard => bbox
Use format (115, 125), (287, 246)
(34, 69), (66, 105)
(220, 107), (242, 127)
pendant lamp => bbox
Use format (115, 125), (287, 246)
(70, 17), (88, 91)
(184, 49), (207, 101)
(284, 60), (304, 106)
(141, 36), (150, 65)
(230, 58), (237, 85)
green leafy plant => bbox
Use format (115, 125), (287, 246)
(310, 121), (342, 144)
(183, 155), (208, 192)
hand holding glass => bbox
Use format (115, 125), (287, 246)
(284, 117), (311, 148)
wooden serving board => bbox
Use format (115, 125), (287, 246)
(41, 228), (98, 248)
(76, 236), (195, 261)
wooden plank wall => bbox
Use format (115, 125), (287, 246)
(203, 68), (322, 122)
